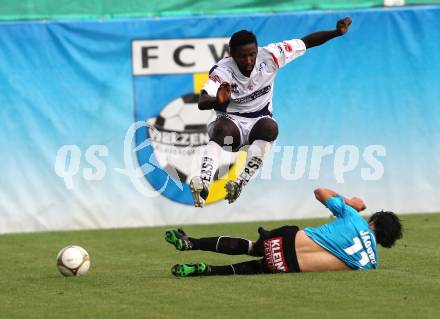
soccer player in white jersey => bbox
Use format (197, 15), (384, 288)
(165, 188), (403, 277)
(189, 17), (352, 207)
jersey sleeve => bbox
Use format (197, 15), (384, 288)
(324, 196), (349, 218)
(263, 39), (306, 69)
(201, 65), (231, 97)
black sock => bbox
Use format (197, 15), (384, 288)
(206, 259), (266, 276)
(190, 236), (251, 255)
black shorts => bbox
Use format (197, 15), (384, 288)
(253, 225), (300, 273)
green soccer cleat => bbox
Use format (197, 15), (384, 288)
(171, 263), (208, 277)
(225, 180), (242, 204)
(165, 229), (193, 251)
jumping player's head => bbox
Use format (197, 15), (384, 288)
(229, 30), (258, 77)
(368, 211), (403, 248)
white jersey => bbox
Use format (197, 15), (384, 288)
(202, 39), (307, 117)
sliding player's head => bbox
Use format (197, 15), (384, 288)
(229, 30), (258, 76)
(368, 211), (403, 248)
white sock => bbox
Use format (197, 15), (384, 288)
(237, 140), (272, 187)
(200, 141), (222, 188)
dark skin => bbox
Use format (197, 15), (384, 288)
(301, 17), (352, 49)
(198, 17), (352, 111)
(314, 187), (367, 212)
(198, 18), (352, 148)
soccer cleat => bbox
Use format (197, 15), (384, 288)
(190, 176), (209, 208)
(165, 229), (193, 251)
(171, 263), (208, 277)
(225, 180), (242, 204)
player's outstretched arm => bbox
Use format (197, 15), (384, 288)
(198, 91), (217, 110)
(314, 187), (366, 212)
(198, 83), (231, 110)
(301, 17), (352, 49)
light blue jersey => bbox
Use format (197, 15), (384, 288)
(304, 196), (378, 270)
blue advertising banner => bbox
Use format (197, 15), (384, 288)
(0, 6), (439, 233)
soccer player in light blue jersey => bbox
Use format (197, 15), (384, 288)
(165, 188), (403, 276)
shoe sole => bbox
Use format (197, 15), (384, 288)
(171, 264), (184, 277)
(171, 264), (194, 277)
(171, 263), (206, 277)
(225, 181), (236, 204)
(190, 177), (205, 208)
(165, 230), (183, 250)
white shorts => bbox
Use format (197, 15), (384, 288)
(207, 112), (274, 151)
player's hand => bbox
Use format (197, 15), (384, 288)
(351, 197), (366, 212)
(336, 17), (352, 36)
(216, 82), (231, 105)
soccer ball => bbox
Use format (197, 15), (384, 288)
(151, 93), (215, 132)
(56, 245), (91, 277)
(147, 93), (238, 183)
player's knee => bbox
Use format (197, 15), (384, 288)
(249, 240), (263, 257)
(249, 118), (278, 143)
(217, 237), (250, 255)
(265, 122), (279, 141)
(210, 119), (240, 148)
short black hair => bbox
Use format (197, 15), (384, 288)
(369, 211), (403, 248)
(229, 30), (257, 55)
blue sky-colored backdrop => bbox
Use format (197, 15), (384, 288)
(0, 6), (439, 233)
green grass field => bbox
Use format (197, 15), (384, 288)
(1, 213), (439, 319)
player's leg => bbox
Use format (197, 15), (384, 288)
(169, 226), (300, 277)
(171, 259), (268, 277)
(225, 117), (278, 203)
(190, 117), (240, 207)
(165, 229), (259, 255)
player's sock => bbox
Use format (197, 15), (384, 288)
(191, 141), (222, 207)
(200, 140), (222, 189)
(206, 260), (266, 275)
(190, 236), (254, 255)
(236, 140), (271, 188)
(226, 140), (271, 204)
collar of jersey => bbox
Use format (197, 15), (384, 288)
(231, 59), (257, 80)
